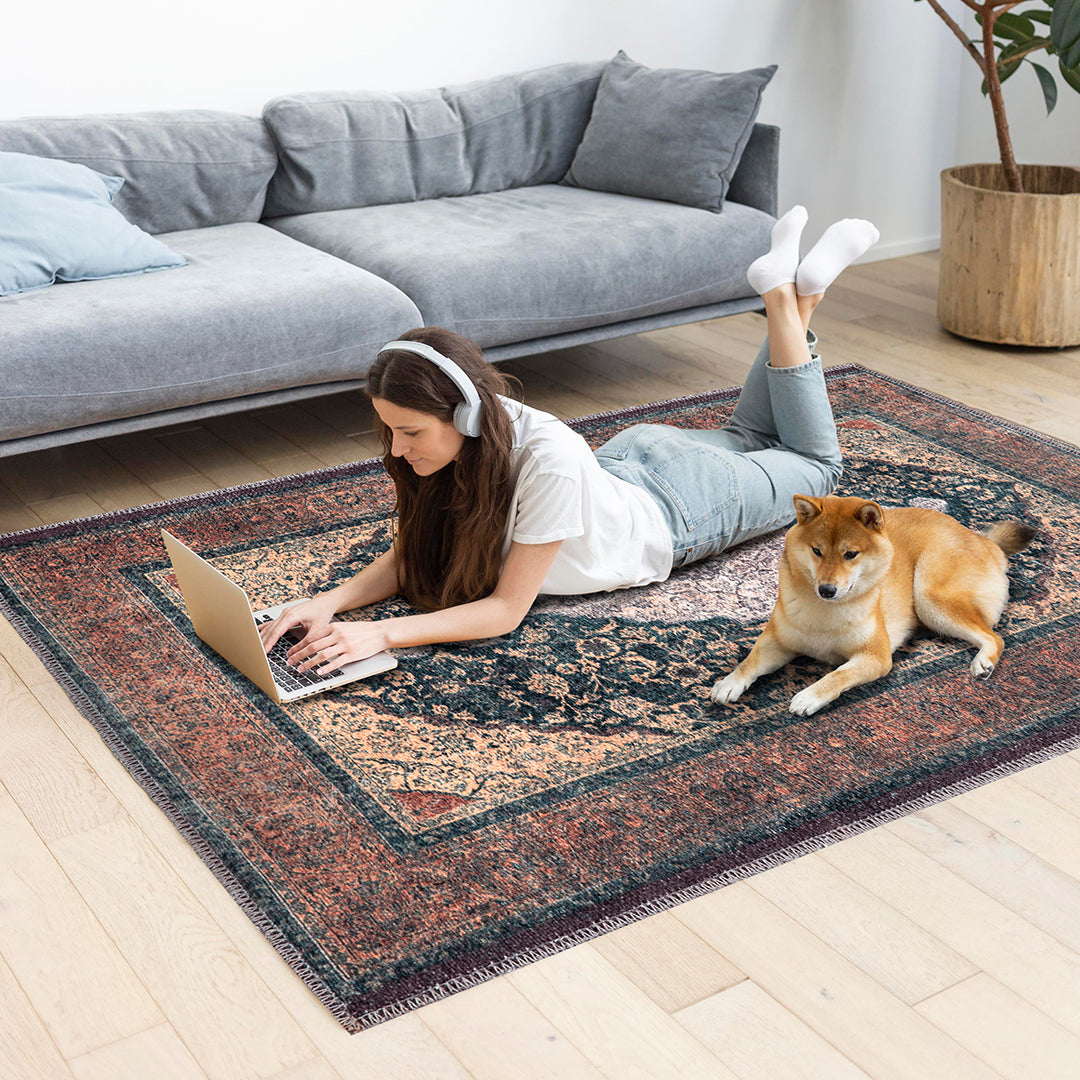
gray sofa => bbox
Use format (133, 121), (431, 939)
(0, 59), (778, 459)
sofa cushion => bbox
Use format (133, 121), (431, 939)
(0, 151), (187, 297)
(265, 185), (773, 348)
(563, 52), (776, 213)
(0, 111), (277, 234)
(0, 223), (421, 442)
(262, 60), (605, 216)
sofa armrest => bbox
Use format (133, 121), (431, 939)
(727, 123), (779, 218)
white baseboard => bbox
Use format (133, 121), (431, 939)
(856, 236), (941, 263)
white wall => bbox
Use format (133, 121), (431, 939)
(5, 0), (1063, 260)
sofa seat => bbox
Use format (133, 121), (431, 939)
(265, 185), (774, 349)
(0, 222), (421, 443)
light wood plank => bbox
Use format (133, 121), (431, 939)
(68, 1024), (210, 1080)
(915, 973), (1080, 1080)
(1012, 754), (1080, 818)
(506, 942), (738, 1080)
(674, 882), (998, 1080)
(98, 430), (205, 488)
(590, 909), (745, 1013)
(886, 802), (1080, 957)
(0, 483), (43, 533)
(155, 427), (273, 488)
(0, 951), (76, 1080)
(252, 403), (375, 464)
(49, 817), (318, 1080)
(747, 853), (978, 1004)
(949, 777), (1080, 881)
(820, 829), (1080, 1039)
(260, 1057), (344, 1080)
(419, 976), (608, 1080)
(0, 787), (163, 1059)
(675, 978), (871, 1080)
(27, 493), (107, 526)
(0, 654), (123, 842)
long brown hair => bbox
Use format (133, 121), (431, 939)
(365, 327), (520, 611)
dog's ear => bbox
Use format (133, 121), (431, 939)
(793, 495), (823, 524)
(856, 501), (886, 531)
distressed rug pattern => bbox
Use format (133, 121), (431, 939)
(1, 365), (1077, 1031)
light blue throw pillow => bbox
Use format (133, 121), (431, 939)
(0, 151), (187, 297)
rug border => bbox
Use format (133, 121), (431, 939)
(1, 363), (1077, 1033)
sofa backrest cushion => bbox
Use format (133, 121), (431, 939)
(262, 60), (606, 217)
(563, 52), (777, 213)
(0, 111), (277, 234)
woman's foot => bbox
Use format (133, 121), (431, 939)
(746, 205), (808, 296)
(795, 218), (880, 296)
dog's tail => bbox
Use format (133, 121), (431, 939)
(982, 519), (1036, 556)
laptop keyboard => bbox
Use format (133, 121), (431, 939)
(255, 614), (344, 691)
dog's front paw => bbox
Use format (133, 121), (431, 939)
(789, 685), (830, 716)
(971, 654), (995, 679)
(711, 672), (749, 705)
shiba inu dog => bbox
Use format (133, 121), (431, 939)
(710, 494), (1034, 716)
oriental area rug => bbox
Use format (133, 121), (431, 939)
(1, 366), (1078, 1032)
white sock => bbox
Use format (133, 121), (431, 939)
(795, 218), (880, 296)
(746, 205), (808, 296)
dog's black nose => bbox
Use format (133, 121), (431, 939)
(818, 584), (838, 599)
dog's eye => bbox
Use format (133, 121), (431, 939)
(811, 547), (822, 558)
(844, 550), (859, 560)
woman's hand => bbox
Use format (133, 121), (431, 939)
(258, 594), (340, 657)
(285, 620), (392, 674)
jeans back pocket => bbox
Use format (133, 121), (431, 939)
(650, 446), (738, 532)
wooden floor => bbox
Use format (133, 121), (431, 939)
(2, 251), (1080, 1080)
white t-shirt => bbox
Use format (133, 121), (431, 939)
(499, 397), (673, 594)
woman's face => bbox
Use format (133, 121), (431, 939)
(371, 398), (466, 476)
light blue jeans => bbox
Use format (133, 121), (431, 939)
(594, 333), (842, 567)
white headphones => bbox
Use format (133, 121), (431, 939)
(376, 340), (483, 437)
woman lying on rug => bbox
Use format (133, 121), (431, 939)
(259, 208), (880, 674)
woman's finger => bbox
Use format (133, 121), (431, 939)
(291, 631), (337, 671)
(260, 612), (302, 653)
(299, 646), (343, 674)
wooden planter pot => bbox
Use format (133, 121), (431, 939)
(938, 164), (1080, 347)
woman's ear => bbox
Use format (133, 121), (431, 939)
(793, 495), (823, 524)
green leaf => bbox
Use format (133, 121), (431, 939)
(1027, 10), (1053, 24)
(994, 12), (1038, 39)
(1051, 0), (1080, 67)
(998, 35), (1052, 62)
(1060, 56), (1080, 92)
(1031, 60), (1060, 111)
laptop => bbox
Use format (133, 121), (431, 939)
(161, 529), (397, 703)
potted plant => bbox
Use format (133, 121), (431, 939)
(918, 0), (1080, 346)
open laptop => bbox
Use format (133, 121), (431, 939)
(161, 529), (397, 703)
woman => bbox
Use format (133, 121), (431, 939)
(259, 207), (879, 675)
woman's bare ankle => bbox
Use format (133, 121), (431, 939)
(797, 291), (823, 334)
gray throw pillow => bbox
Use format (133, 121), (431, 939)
(563, 51), (777, 213)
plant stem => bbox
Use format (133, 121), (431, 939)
(980, 2), (1024, 192)
(926, 0), (987, 72)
